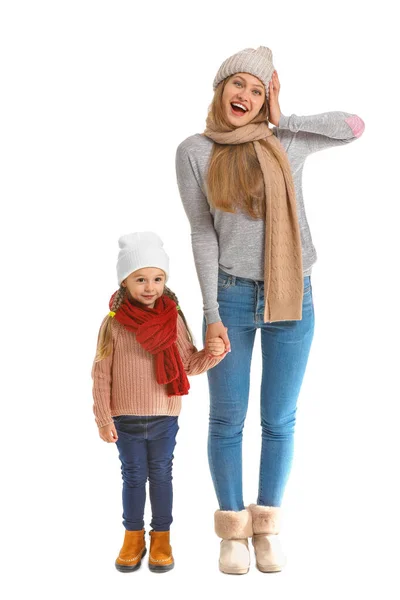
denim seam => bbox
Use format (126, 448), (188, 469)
(258, 446), (264, 504)
(255, 281), (263, 323)
(208, 434), (223, 508)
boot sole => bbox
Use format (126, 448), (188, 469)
(148, 561), (174, 573)
(219, 562), (249, 575)
(115, 547), (147, 572)
(256, 562), (282, 573)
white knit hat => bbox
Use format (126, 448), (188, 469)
(213, 46), (275, 98)
(116, 232), (170, 285)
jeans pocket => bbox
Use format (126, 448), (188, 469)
(218, 272), (233, 290)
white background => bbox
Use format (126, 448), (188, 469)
(1, 1), (399, 598)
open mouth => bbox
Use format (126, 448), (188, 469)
(230, 102), (248, 117)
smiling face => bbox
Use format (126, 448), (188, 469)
(122, 267), (166, 308)
(222, 72), (266, 127)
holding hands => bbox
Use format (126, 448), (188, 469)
(206, 321), (231, 358)
(206, 335), (227, 357)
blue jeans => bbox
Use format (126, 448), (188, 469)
(203, 270), (315, 511)
(113, 415), (179, 531)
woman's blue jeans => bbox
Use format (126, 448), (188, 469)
(113, 415), (179, 531)
(203, 270), (315, 511)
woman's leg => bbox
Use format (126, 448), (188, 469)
(114, 416), (148, 531)
(204, 272), (257, 511)
(258, 277), (315, 506)
(147, 416), (179, 531)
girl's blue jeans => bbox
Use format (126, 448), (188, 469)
(203, 270), (315, 511)
(113, 415), (179, 531)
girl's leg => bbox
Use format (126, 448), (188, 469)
(114, 416), (148, 531)
(147, 416), (179, 531)
(204, 271), (257, 511)
(258, 277), (315, 506)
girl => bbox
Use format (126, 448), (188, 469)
(92, 231), (226, 573)
(175, 46), (365, 574)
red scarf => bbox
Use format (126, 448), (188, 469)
(109, 293), (190, 397)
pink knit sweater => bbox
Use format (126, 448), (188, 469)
(92, 315), (223, 427)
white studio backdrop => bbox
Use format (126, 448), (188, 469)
(1, 1), (399, 598)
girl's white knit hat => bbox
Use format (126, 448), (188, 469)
(116, 232), (170, 285)
(213, 46), (275, 97)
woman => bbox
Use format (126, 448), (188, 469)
(175, 46), (364, 575)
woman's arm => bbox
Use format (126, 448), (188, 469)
(278, 112), (365, 154)
(175, 140), (221, 325)
(176, 315), (226, 376)
(269, 71), (365, 155)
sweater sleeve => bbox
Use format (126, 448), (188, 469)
(277, 112), (365, 155)
(91, 318), (116, 428)
(175, 141), (221, 325)
(176, 314), (225, 376)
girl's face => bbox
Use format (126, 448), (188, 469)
(222, 72), (266, 127)
(122, 267), (166, 308)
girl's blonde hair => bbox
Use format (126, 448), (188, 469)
(206, 78), (270, 220)
(95, 285), (193, 362)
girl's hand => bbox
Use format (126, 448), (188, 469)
(206, 336), (226, 357)
(99, 422), (118, 443)
(206, 321), (231, 357)
(268, 70), (281, 127)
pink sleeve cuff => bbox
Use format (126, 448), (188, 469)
(345, 115), (365, 138)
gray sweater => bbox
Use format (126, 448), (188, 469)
(176, 112), (365, 324)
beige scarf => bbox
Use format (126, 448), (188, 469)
(204, 120), (304, 322)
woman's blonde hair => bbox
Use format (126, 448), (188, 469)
(94, 285), (193, 362)
(206, 78), (270, 219)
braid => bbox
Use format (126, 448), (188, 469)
(95, 286), (126, 362)
(163, 286), (179, 305)
(112, 286), (126, 312)
(164, 285), (194, 344)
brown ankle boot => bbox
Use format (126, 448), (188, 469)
(148, 530), (174, 572)
(115, 529), (147, 572)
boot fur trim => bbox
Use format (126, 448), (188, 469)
(214, 508), (253, 539)
(249, 504), (280, 535)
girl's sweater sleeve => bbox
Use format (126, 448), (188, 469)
(176, 314), (225, 375)
(91, 318), (117, 428)
(277, 112), (365, 155)
(175, 141), (221, 325)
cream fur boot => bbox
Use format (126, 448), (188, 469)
(249, 504), (286, 573)
(214, 508), (253, 575)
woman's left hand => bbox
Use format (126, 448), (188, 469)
(268, 70), (281, 127)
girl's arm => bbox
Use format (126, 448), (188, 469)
(91, 318), (115, 428)
(276, 112), (365, 155)
(176, 315), (225, 376)
(175, 140), (221, 325)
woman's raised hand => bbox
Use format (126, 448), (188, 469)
(268, 70), (281, 127)
(206, 321), (231, 357)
